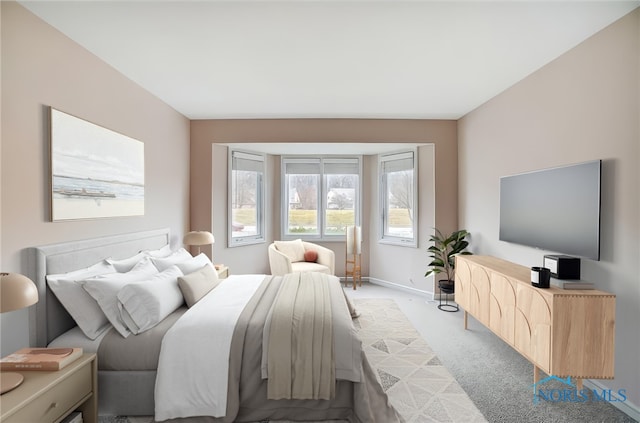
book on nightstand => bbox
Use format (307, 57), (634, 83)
(0, 347), (83, 371)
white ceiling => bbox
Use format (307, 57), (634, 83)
(20, 1), (640, 121)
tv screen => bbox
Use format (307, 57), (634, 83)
(499, 160), (601, 260)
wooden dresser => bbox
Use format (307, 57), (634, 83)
(455, 255), (615, 387)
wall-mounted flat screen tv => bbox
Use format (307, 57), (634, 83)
(499, 160), (601, 260)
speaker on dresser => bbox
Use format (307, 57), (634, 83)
(543, 254), (581, 280)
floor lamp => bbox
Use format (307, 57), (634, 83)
(345, 226), (362, 290)
(0, 272), (39, 394)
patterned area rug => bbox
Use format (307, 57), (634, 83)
(99, 298), (485, 423)
(354, 298), (485, 423)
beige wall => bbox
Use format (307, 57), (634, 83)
(458, 9), (639, 412)
(0, 3), (190, 355)
(190, 119), (457, 291)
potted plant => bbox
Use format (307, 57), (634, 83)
(425, 228), (472, 292)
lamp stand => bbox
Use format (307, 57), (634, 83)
(1, 372), (24, 394)
(345, 226), (362, 290)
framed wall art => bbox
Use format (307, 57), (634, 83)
(50, 108), (145, 221)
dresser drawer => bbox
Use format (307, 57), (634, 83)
(3, 364), (92, 423)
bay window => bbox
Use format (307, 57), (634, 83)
(282, 156), (361, 239)
(229, 150), (265, 246)
(379, 150), (417, 246)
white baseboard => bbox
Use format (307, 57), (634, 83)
(366, 277), (433, 300)
(584, 379), (640, 421)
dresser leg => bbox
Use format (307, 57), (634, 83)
(533, 365), (540, 385)
(463, 310), (468, 330)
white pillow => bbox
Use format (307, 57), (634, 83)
(46, 261), (116, 339)
(117, 266), (184, 335)
(151, 248), (192, 271)
(175, 253), (214, 275)
(143, 244), (172, 258)
(106, 252), (147, 272)
(274, 239), (305, 262)
(178, 265), (220, 308)
(82, 258), (159, 337)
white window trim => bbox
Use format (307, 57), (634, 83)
(379, 149), (418, 248)
(228, 149), (266, 247)
(281, 155), (362, 241)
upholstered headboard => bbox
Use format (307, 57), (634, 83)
(27, 228), (171, 347)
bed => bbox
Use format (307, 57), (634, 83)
(27, 228), (402, 422)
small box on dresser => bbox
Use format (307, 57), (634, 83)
(543, 254), (581, 279)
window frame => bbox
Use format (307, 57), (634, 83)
(379, 149), (418, 247)
(228, 149), (266, 247)
(281, 155), (362, 241)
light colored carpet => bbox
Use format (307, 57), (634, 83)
(99, 298), (485, 423)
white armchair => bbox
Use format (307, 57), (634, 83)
(268, 240), (335, 276)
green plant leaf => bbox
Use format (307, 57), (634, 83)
(428, 258), (445, 267)
(425, 228), (472, 281)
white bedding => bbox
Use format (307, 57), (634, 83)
(154, 274), (266, 421)
(48, 326), (106, 353)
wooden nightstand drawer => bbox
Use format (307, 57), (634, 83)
(0, 354), (96, 423)
(216, 265), (229, 279)
(2, 360), (92, 423)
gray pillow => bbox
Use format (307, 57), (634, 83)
(178, 265), (220, 307)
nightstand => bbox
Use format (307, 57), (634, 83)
(0, 353), (97, 423)
(216, 265), (229, 279)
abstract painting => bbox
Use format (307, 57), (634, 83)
(50, 108), (144, 221)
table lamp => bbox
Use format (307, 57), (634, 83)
(0, 272), (39, 394)
(183, 231), (214, 255)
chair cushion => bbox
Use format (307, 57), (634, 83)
(291, 261), (331, 274)
(274, 239), (306, 262)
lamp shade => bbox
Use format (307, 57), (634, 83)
(183, 231), (215, 246)
(0, 272), (38, 313)
(346, 226), (362, 255)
